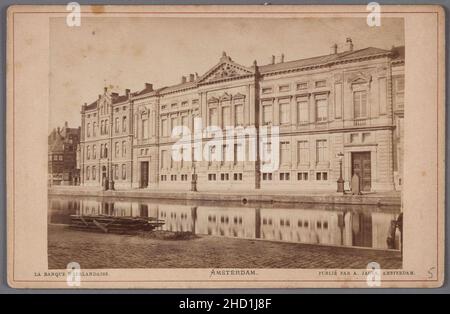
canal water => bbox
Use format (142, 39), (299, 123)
(48, 195), (402, 251)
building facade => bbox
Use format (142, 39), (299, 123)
(48, 122), (81, 186)
(79, 39), (405, 192)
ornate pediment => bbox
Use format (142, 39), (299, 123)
(198, 52), (254, 84)
(347, 72), (372, 85)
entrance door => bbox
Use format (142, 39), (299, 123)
(351, 152), (371, 192)
(140, 161), (149, 188)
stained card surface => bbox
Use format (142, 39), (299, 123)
(6, 5), (445, 288)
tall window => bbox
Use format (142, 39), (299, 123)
(161, 119), (168, 137)
(316, 98), (328, 122)
(394, 77), (404, 109)
(93, 122), (97, 137)
(222, 106), (231, 128)
(122, 164), (126, 180)
(280, 141), (290, 164)
(86, 146), (90, 160)
(316, 140), (328, 163)
(115, 142), (119, 157)
(161, 150), (167, 169)
(114, 165), (118, 180)
(209, 108), (218, 126)
(181, 116), (189, 134)
(235, 104), (244, 126)
(353, 90), (368, 119)
(101, 120), (105, 135)
(122, 116), (127, 132)
(93, 145), (97, 159)
(262, 104), (272, 125)
(104, 143), (108, 158)
(171, 117), (177, 134)
(297, 141), (309, 164)
(142, 118), (149, 139)
(86, 166), (90, 180)
(297, 100), (309, 124)
(92, 166), (96, 180)
(115, 117), (119, 133)
(100, 144), (104, 158)
(87, 123), (90, 137)
(279, 100), (290, 125)
(122, 141), (126, 157)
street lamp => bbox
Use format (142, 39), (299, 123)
(336, 152), (344, 193)
(191, 146), (197, 192)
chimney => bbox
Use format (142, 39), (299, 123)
(104, 86), (108, 93)
(346, 37), (353, 52)
(331, 43), (338, 54)
(145, 83), (153, 91)
(65, 121), (68, 128)
(125, 89), (130, 97)
(189, 74), (195, 82)
(98, 94), (101, 99)
(271, 55), (275, 65)
(181, 76), (187, 84)
(279, 53), (285, 63)
(111, 92), (119, 98)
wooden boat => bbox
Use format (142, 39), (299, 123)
(69, 215), (165, 234)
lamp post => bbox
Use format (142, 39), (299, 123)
(191, 146), (197, 192)
(336, 152), (344, 193)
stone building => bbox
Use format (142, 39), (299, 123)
(79, 39), (404, 192)
(48, 122), (81, 185)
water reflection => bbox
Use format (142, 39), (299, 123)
(48, 196), (401, 250)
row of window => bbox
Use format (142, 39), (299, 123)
(261, 80), (326, 94)
(261, 218), (329, 229)
(208, 173), (243, 181)
(85, 164), (127, 181)
(158, 139), (330, 169)
(261, 89), (370, 126)
(86, 141), (128, 160)
(161, 99), (199, 111)
(100, 88), (374, 141)
(262, 139), (329, 165)
(207, 215), (243, 225)
(49, 155), (64, 161)
(262, 171), (328, 181)
(267, 171), (328, 181)
(86, 116), (128, 138)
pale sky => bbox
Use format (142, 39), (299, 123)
(49, 17), (404, 131)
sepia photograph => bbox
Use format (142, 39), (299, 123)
(47, 14), (404, 270)
(6, 5), (444, 289)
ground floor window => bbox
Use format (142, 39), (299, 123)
(171, 175), (177, 181)
(233, 173), (243, 181)
(297, 172), (308, 181)
(161, 175), (167, 181)
(208, 174), (217, 181)
(262, 173), (273, 181)
(316, 171), (328, 181)
(181, 174), (188, 181)
(279, 172), (290, 181)
(220, 173), (229, 181)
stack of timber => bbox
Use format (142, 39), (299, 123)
(69, 215), (165, 234)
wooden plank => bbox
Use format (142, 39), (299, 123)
(92, 219), (108, 233)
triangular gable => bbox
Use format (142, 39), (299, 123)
(198, 52), (255, 84)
